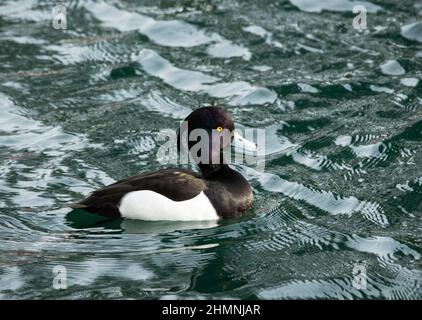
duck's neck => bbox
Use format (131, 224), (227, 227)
(198, 163), (231, 179)
(197, 150), (233, 178)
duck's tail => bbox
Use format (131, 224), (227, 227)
(67, 201), (88, 209)
(67, 198), (120, 218)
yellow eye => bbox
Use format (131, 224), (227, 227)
(216, 126), (223, 132)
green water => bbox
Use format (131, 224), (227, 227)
(0, 0), (421, 299)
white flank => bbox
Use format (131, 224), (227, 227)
(118, 191), (219, 221)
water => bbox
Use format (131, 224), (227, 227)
(0, 0), (421, 299)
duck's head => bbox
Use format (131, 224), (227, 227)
(177, 106), (257, 175)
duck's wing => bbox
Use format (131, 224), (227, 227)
(68, 168), (205, 217)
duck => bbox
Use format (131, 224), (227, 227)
(68, 106), (257, 221)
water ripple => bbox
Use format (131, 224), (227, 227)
(243, 167), (389, 226)
(133, 48), (277, 106)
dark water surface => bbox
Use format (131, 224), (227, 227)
(0, 0), (421, 299)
